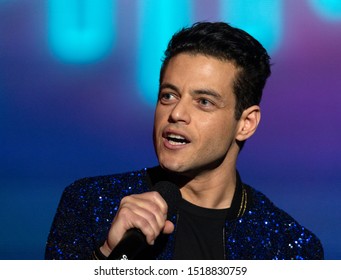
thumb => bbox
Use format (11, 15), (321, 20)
(162, 220), (175, 235)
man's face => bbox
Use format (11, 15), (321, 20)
(153, 53), (241, 177)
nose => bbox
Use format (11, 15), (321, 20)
(169, 97), (191, 124)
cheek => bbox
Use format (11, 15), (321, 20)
(153, 112), (166, 145)
(198, 114), (228, 133)
(153, 109), (162, 131)
(199, 119), (236, 146)
(154, 106), (167, 123)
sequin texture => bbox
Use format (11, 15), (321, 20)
(45, 168), (323, 260)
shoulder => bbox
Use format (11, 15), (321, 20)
(58, 168), (152, 211)
(65, 168), (150, 196)
(246, 185), (309, 230)
(238, 185), (324, 259)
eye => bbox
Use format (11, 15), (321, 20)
(159, 92), (176, 104)
(198, 98), (214, 107)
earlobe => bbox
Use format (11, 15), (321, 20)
(236, 105), (261, 142)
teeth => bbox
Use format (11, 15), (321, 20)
(166, 133), (188, 145)
(167, 133), (185, 140)
(168, 139), (186, 145)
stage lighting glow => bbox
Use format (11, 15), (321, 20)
(48, 0), (116, 63)
(136, 0), (193, 106)
(309, 0), (341, 21)
(220, 0), (283, 54)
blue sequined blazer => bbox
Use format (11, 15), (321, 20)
(45, 167), (323, 260)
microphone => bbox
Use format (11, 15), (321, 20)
(107, 181), (181, 260)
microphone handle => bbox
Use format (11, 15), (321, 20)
(107, 228), (148, 260)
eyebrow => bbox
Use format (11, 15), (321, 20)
(192, 88), (223, 101)
(159, 83), (223, 101)
(159, 83), (179, 93)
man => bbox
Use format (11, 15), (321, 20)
(45, 22), (323, 260)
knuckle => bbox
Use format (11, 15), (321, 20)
(117, 205), (130, 216)
(149, 202), (160, 214)
(120, 196), (131, 205)
(150, 192), (167, 210)
(150, 191), (160, 199)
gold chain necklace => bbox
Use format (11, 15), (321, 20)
(236, 185), (248, 218)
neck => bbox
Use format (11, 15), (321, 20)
(175, 166), (237, 209)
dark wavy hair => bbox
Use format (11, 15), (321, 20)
(160, 22), (271, 120)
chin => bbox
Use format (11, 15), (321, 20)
(159, 160), (186, 173)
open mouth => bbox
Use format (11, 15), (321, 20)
(166, 133), (190, 146)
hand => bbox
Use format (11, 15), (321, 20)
(100, 191), (175, 257)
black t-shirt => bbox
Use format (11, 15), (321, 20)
(173, 199), (228, 259)
(173, 179), (245, 260)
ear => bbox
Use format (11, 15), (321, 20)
(236, 105), (261, 142)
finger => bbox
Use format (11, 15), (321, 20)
(120, 204), (163, 244)
(109, 193), (168, 245)
(123, 192), (168, 229)
(129, 192), (168, 218)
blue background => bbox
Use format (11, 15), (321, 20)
(1, 0), (340, 259)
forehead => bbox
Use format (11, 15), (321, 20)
(161, 53), (238, 92)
